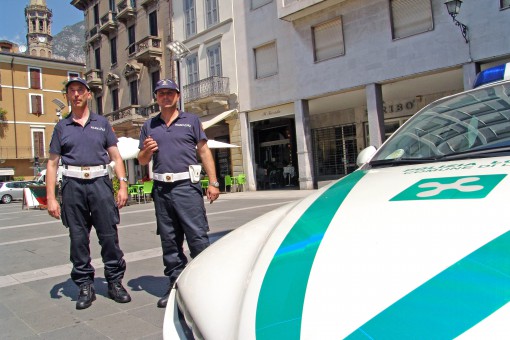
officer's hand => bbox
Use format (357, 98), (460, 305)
(206, 186), (220, 204)
(143, 136), (159, 154)
(117, 186), (128, 209)
(47, 198), (61, 219)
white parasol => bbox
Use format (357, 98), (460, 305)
(117, 137), (239, 160)
(117, 137), (140, 160)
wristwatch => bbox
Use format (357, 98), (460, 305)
(210, 181), (220, 188)
(119, 177), (128, 183)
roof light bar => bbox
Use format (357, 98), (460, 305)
(473, 63), (510, 88)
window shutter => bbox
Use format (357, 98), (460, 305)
(313, 18), (344, 62)
(31, 95), (42, 115)
(255, 43), (277, 79)
(33, 131), (44, 158)
(391, 0), (433, 39)
(30, 68), (41, 89)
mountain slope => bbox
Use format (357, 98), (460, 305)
(52, 20), (86, 63)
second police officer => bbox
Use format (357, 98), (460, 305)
(137, 79), (220, 308)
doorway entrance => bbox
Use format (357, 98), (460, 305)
(253, 118), (298, 190)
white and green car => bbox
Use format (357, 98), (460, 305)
(164, 68), (510, 339)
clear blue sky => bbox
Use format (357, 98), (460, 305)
(0, 0), (84, 46)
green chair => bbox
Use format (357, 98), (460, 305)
(142, 180), (153, 203)
(128, 185), (140, 203)
(224, 175), (233, 193)
(236, 174), (246, 192)
(200, 177), (209, 195)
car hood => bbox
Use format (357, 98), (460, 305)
(169, 156), (510, 339)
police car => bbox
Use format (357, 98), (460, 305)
(163, 64), (510, 339)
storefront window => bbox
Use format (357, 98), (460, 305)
(312, 124), (357, 180)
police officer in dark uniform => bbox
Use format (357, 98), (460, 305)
(46, 77), (131, 310)
(137, 79), (220, 308)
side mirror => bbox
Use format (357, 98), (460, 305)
(356, 146), (377, 167)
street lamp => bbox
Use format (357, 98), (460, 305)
(52, 98), (66, 120)
(167, 41), (191, 111)
(444, 0), (469, 43)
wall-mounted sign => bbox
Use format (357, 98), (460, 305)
(249, 103), (294, 122)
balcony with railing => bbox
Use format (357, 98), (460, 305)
(278, 0), (346, 21)
(86, 24), (101, 44)
(183, 76), (230, 106)
(105, 102), (159, 129)
(84, 69), (103, 92)
(134, 36), (162, 65)
(117, 0), (137, 22)
(99, 11), (118, 34)
(105, 105), (140, 125)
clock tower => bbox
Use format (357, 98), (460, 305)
(25, 0), (53, 58)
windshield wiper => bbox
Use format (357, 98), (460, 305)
(369, 146), (510, 167)
(369, 157), (440, 168)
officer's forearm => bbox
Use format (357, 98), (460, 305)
(199, 148), (217, 183)
(46, 155), (59, 200)
(137, 148), (152, 165)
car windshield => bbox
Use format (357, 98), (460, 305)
(371, 81), (510, 165)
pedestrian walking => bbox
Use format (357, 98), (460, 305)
(46, 77), (131, 310)
(137, 79), (220, 308)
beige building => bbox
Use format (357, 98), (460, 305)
(71, 0), (243, 186)
(0, 42), (85, 180)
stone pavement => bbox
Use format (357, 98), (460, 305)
(0, 188), (318, 340)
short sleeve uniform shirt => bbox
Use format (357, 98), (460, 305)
(49, 113), (118, 166)
(138, 111), (207, 174)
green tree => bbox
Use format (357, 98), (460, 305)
(0, 107), (8, 138)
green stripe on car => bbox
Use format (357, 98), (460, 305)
(256, 170), (367, 339)
(346, 230), (510, 339)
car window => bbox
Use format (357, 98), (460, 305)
(6, 182), (17, 188)
(373, 82), (510, 161)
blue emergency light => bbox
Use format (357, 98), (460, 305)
(473, 63), (510, 88)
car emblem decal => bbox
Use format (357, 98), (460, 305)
(346, 230), (510, 338)
(390, 174), (506, 201)
(256, 170), (367, 338)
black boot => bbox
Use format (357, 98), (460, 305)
(108, 281), (131, 303)
(76, 283), (96, 310)
(158, 282), (174, 308)
(157, 285), (171, 308)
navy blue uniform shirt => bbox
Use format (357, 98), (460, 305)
(49, 113), (118, 166)
(138, 111), (207, 174)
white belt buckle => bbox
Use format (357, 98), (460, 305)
(165, 174), (173, 182)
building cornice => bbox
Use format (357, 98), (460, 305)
(0, 52), (85, 70)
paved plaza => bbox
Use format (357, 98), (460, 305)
(0, 189), (315, 339)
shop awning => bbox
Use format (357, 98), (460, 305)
(0, 168), (15, 176)
(200, 109), (237, 130)
(207, 140), (240, 148)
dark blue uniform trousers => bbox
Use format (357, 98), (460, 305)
(61, 176), (126, 286)
(152, 180), (210, 284)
